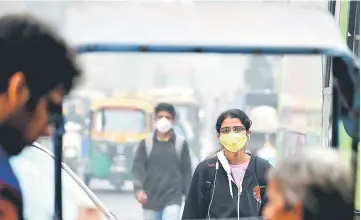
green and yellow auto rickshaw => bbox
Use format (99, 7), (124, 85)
(84, 95), (153, 190)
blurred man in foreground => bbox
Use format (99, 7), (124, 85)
(133, 103), (192, 220)
(0, 14), (80, 219)
(263, 147), (354, 220)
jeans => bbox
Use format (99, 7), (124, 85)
(143, 204), (182, 220)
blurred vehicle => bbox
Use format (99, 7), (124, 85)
(329, 0), (360, 215)
(243, 89), (278, 112)
(136, 88), (204, 159)
(63, 89), (107, 159)
(246, 100), (278, 153)
(277, 124), (321, 159)
(64, 89), (106, 124)
(276, 53), (323, 156)
(63, 122), (83, 173)
(10, 143), (115, 220)
(84, 95), (153, 190)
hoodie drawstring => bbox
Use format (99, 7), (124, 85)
(227, 173), (234, 198)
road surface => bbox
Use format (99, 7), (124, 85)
(90, 145), (210, 220)
(92, 180), (142, 220)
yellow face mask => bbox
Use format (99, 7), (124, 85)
(219, 132), (248, 153)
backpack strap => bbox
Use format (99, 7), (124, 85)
(255, 156), (269, 187)
(144, 134), (154, 158)
(174, 135), (185, 161)
(145, 133), (184, 160)
(203, 157), (218, 207)
(255, 156), (270, 214)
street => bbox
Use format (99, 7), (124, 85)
(86, 144), (210, 220)
(90, 144), (207, 220)
(92, 180), (142, 220)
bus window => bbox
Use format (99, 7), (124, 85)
(346, 1), (360, 57)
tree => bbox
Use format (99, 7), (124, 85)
(244, 55), (275, 90)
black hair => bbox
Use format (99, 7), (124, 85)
(215, 108), (252, 133)
(0, 14), (81, 106)
(154, 102), (176, 119)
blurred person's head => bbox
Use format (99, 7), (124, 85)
(263, 147), (354, 220)
(0, 14), (80, 155)
(154, 102), (176, 134)
(215, 109), (252, 159)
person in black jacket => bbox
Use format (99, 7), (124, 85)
(182, 109), (272, 219)
(133, 103), (192, 220)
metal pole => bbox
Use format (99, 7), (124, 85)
(53, 104), (64, 220)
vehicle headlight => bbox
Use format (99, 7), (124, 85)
(113, 155), (126, 166)
(64, 147), (77, 158)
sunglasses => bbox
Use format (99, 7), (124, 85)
(220, 126), (246, 134)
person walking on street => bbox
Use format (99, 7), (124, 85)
(182, 109), (272, 219)
(0, 14), (80, 220)
(133, 102), (192, 220)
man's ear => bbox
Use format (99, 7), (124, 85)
(292, 202), (303, 217)
(216, 133), (220, 139)
(7, 72), (30, 108)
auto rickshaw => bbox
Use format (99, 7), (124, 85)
(276, 97), (323, 158)
(277, 124), (322, 159)
(83, 95), (153, 190)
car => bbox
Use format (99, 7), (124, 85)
(9, 142), (116, 220)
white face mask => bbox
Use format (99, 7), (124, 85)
(155, 117), (172, 133)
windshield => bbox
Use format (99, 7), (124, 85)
(9, 146), (110, 220)
(95, 108), (147, 133)
(74, 52), (323, 220)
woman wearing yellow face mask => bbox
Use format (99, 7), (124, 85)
(182, 109), (272, 220)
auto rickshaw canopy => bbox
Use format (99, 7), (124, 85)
(91, 96), (154, 112)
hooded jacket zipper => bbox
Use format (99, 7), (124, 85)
(237, 178), (243, 220)
(216, 151), (246, 220)
(237, 188), (240, 220)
